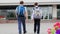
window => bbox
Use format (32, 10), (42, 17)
(0, 5), (53, 20)
(26, 6), (53, 20)
(40, 7), (53, 19)
(57, 5), (60, 19)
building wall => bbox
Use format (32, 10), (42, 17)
(0, 0), (60, 3)
(0, 0), (59, 20)
(0, 0), (60, 5)
(52, 5), (57, 19)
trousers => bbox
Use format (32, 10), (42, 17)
(18, 17), (26, 34)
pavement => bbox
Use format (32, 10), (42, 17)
(0, 22), (55, 34)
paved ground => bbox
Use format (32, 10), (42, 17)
(0, 22), (55, 34)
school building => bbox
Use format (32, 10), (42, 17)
(0, 0), (60, 20)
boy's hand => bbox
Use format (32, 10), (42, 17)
(26, 18), (28, 23)
(31, 19), (34, 23)
(16, 15), (18, 18)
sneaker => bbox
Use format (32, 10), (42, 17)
(23, 31), (27, 34)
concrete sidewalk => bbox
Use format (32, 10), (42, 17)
(0, 22), (55, 34)
(0, 19), (59, 23)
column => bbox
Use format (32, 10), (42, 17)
(52, 5), (57, 20)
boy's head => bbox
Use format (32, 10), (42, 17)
(34, 2), (38, 6)
(20, 1), (24, 4)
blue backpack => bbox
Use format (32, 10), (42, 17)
(17, 6), (25, 17)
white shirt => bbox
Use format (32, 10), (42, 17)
(31, 6), (42, 20)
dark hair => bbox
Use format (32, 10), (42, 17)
(34, 2), (38, 6)
(20, 1), (24, 4)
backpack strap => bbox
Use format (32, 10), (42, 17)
(33, 7), (39, 11)
(33, 7), (35, 10)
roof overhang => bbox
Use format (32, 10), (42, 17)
(0, 2), (60, 6)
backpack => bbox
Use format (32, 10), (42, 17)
(33, 7), (41, 19)
(17, 6), (25, 17)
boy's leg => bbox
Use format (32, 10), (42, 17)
(37, 19), (40, 34)
(18, 18), (22, 34)
(34, 19), (37, 33)
(21, 17), (26, 34)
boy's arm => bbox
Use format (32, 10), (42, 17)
(15, 7), (18, 18)
(24, 7), (28, 23)
(31, 10), (34, 20)
(39, 7), (42, 18)
(25, 7), (28, 19)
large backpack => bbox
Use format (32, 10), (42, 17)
(33, 7), (41, 19)
(17, 6), (25, 17)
